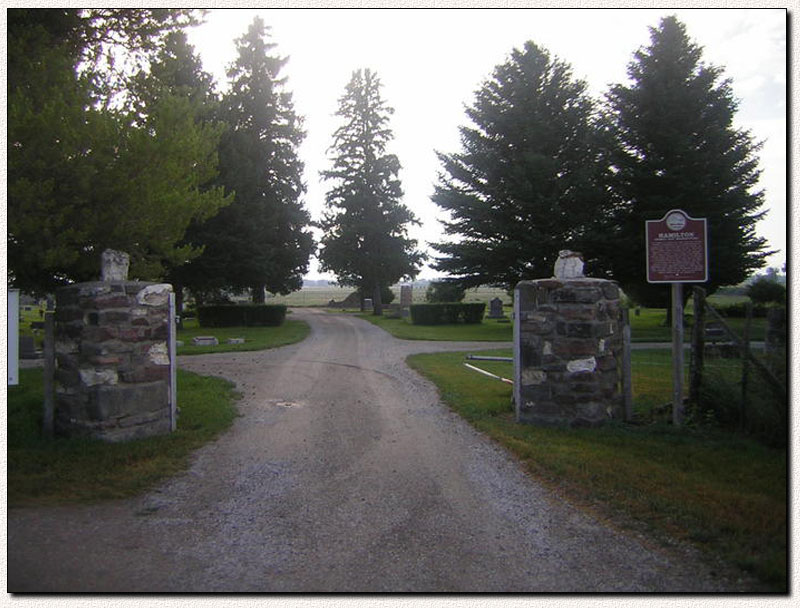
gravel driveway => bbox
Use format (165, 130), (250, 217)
(7, 308), (751, 592)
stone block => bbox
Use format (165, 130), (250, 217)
(553, 339), (597, 358)
(119, 366), (169, 383)
(87, 381), (168, 422)
(99, 310), (131, 325)
(136, 284), (172, 307)
(79, 367), (119, 387)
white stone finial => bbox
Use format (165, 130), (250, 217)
(101, 249), (130, 281)
(554, 250), (584, 279)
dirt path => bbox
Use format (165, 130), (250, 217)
(7, 309), (748, 591)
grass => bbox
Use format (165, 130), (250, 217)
(7, 367), (240, 506)
(177, 317), (310, 355)
(351, 302), (764, 345)
(407, 348), (787, 591)
(356, 312), (513, 341)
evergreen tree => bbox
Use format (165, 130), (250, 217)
(605, 16), (770, 307)
(318, 69), (425, 315)
(431, 41), (612, 290)
(179, 17), (314, 303)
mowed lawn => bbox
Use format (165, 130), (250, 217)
(406, 348), (787, 591)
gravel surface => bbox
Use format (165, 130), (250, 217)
(7, 309), (754, 592)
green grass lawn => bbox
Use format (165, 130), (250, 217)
(7, 368), (240, 506)
(356, 312), (513, 341)
(355, 306), (764, 344)
(177, 317), (310, 355)
(407, 348), (787, 591)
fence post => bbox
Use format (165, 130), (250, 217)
(741, 301), (752, 431)
(689, 287), (706, 414)
(42, 311), (56, 437)
(621, 308), (634, 421)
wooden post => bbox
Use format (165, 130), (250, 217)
(42, 311), (56, 437)
(621, 308), (634, 421)
(671, 283), (684, 426)
(741, 301), (752, 431)
(689, 287), (706, 413)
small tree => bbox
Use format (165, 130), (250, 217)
(318, 68), (425, 315)
(426, 281), (466, 303)
(747, 276), (786, 306)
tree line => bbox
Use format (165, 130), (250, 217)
(8, 10), (771, 314)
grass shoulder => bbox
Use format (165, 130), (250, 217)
(407, 348), (786, 591)
(177, 317), (310, 355)
(8, 368), (240, 506)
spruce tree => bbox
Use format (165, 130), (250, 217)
(431, 41), (612, 290)
(179, 17), (314, 303)
(318, 68), (425, 315)
(605, 16), (770, 307)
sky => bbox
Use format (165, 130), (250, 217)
(185, 7), (787, 282)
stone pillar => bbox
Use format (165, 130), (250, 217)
(513, 251), (623, 427)
(54, 281), (174, 442)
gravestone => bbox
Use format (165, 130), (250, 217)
(19, 335), (38, 359)
(400, 285), (412, 307)
(192, 336), (219, 346)
(488, 297), (505, 319)
(364, 298), (373, 310)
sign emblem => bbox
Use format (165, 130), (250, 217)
(646, 209), (708, 283)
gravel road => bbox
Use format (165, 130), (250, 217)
(7, 308), (751, 592)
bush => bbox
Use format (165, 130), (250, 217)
(426, 281), (466, 303)
(410, 303), (485, 325)
(713, 302), (768, 318)
(198, 304), (287, 327)
(746, 277), (786, 306)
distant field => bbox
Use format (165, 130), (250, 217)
(266, 285), (510, 307)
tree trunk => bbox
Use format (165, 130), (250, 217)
(252, 284), (265, 304)
(174, 283), (184, 330)
(373, 284), (383, 316)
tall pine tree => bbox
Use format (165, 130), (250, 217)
(431, 41), (612, 290)
(318, 69), (425, 315)
(179, 17), (314, 303)
(605, 16), (770, 307)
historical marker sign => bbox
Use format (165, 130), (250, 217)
(646, 209), (708, 283)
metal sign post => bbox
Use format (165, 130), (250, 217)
(646, 210), (708, 426)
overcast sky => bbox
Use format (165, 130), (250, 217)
(186, 7), (787, 281)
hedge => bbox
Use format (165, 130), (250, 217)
(410, 302), (486, 325)
(197, 304), (287, 327)
(712, 302), (769, 319)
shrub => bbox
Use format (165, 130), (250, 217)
(746, 277), (786, 306)
(713, 302), (768, 318)
(198, 305), (287, 327)
(410, 303), (485, 325)
(426, 281), (466, 303)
